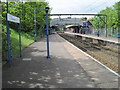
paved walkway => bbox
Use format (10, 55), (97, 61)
(2, 34), (118, 88)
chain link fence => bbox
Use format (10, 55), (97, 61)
(92, 27), (119, 38)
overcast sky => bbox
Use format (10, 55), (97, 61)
(1, 0), (119, 18)
(46, 0), (119, 14)
(1, 0), (119, 14)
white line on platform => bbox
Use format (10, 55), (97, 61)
(58, 34), (120, 77)
(22, 58), (32, 61)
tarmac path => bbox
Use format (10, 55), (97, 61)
(2, 34), (118, 89)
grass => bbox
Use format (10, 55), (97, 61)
(2, 25), (34, 59)
(10, 30), (34, 56)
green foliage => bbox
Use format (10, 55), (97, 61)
(56, 27), (64, 33)
(90, 1), (120, 33)
(1, 1), (50, 61)
(2, 25), (8, 61)
(2, 2), (48, 32)
(2, 24), (34, 61)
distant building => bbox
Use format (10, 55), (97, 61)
(81, 20), (94, 34)
(50, 17), (94, 34)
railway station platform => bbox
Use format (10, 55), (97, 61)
(2, 34), (119, 88)
(64, 32), (119, 49)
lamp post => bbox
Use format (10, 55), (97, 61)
(45, 7), (50, 58)
(34, 8), (37, 42)
(34, 7), (50, 58)
(34, 8), (45, 42)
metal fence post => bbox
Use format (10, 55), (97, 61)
(45, 7), (50, 58)
(98, 16), (100, 37)
(105, 15), (107, 37)
(18, 23), (22, 57)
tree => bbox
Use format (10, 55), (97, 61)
(2, 1), (49, 33)
(90, 1), (120, 34)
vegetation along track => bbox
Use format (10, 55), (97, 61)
(59, 33), (119, 74)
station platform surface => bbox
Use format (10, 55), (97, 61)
(2, 34), (119, 88)
(65, 32), (119, 44)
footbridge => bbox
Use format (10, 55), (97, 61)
(50, 18), (83, 27)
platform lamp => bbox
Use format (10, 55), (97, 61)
(45, 7), (50, 58)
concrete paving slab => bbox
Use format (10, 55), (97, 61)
(76, 58), (103, 71)
(2, 34), (98, 88)
(98, 82), (118, 88)
(2, 34), (119, 89)
(87, 69), (118, 84)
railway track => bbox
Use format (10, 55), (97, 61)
(59, 33), (119, 74)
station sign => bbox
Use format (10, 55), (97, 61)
(7, 13), (20, 23)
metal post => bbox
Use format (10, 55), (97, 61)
(105, 16), (107, 37)
(6, 2), (12, 64)
(85, 21), (88, 34)
(34, 8), (37, 42)
(18, 23), (22, 57)
(45, 7), (50, 58)
(98, 16), (100, 37)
